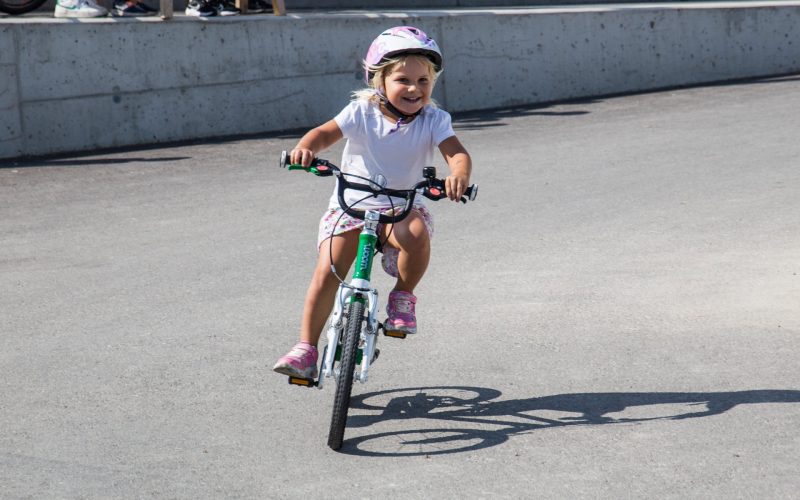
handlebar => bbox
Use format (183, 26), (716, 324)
(279, 150), (477, 225)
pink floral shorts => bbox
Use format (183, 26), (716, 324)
(317, 206), (434, 278)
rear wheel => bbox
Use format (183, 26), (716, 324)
(327, 298), (364, 450)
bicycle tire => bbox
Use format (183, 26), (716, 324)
(0, 0), (48, 15)
(327, 298), (364, 450)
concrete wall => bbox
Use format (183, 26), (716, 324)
(1, 2), (799, 160)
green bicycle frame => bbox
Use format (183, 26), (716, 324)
(353, 232), (378, 282)
(351, 210), (381, 284)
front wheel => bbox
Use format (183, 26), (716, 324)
(327, 298), (364, 450)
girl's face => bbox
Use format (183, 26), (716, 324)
(381, 56), (434, 117)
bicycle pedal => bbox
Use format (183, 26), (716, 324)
(383, 330), (407, 339)
(287, 376), (317, 388)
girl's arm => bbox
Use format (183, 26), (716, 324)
(290, 119), (344, 167)
(438, 135), (472, 202)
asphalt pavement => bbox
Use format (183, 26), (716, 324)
(2, 76), (799, 499)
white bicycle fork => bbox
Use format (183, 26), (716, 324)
(317, 211), (382, 389)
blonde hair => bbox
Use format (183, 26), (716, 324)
(352, 54), (440, 105)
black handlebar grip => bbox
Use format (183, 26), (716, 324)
(464, 184), (478, 201)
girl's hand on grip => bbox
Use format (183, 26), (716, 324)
(291, 148), (315, 168)
(445, 174), (469, 202)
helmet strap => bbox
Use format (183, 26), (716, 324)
(376, 90), (422, 133)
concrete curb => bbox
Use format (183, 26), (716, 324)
(1, 2), (799, 160)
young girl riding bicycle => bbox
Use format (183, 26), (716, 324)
(273, 26), (473, 379)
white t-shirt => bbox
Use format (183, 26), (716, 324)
(330, 99), (455, 210)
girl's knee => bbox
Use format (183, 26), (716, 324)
(396, 231), (429, 254)
(388, 215), (430, 251)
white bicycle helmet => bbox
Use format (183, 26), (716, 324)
(364, 26), (443, 83)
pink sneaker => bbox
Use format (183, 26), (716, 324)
(273, 342), (318, 379)
(385, 290), (417, 334)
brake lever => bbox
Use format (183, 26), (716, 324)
(423, 181), (478, 203)
(309, 163), (335, 177)
(422, 178), (448, 201)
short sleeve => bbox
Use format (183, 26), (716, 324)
(333, 101), (362, 139)
(431, 108), (455, 146)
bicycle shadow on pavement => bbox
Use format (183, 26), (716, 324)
(341, 387), (800, 456)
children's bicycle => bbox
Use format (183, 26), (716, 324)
(278, 150), (477, 450)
